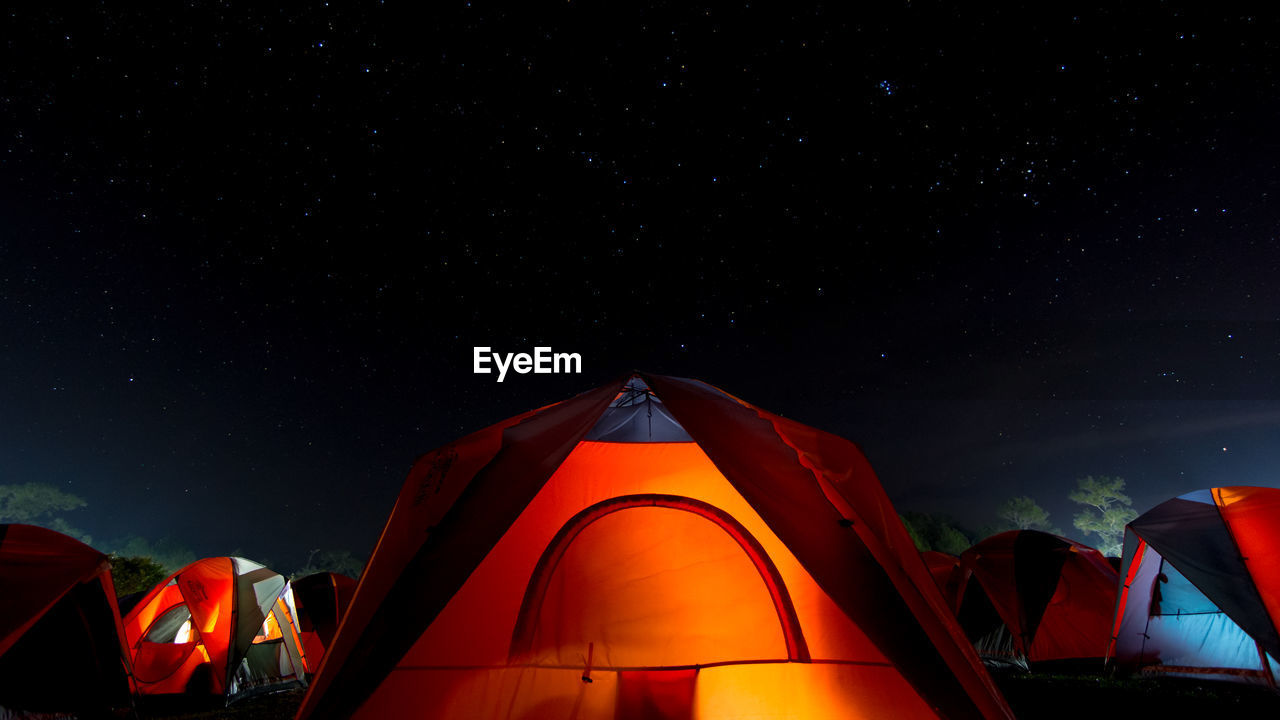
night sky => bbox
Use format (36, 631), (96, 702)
(4, 5), (1280, 569)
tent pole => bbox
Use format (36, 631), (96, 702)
(1255, 639), (1276, 690)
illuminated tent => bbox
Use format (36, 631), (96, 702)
(297, 374), (1012, 719)
(0, 524), (134, 715)
(954, 530), (1117, 668)
(293, 572), (357, 671)
(1109, 487), (1280, 685)
(123, 556), (308, 700)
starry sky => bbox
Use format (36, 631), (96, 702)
(3, 4), (1280, 568)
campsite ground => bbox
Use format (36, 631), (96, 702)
(138, 676), (1280, 718)
(993, 671), (1280, 718)
(137, 689), (304, 720)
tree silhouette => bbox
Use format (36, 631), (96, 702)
(1070, 475), (1137, 556)
(996, 496), (1057, 533)
(0, 483), (92, 544)
(106, 536), (197, 573)
(292, 549), (366, 580)
(110, 555), (169, 597)
(899, 512), (972, 555)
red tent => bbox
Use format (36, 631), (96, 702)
(293, 572), (357, 670)
(123, 556), (308, 700)
(1110, 487), (1280, 684)
(955, 530), (1118, 667)
(297, 374), (1012, 719)
(0, 524), (134, 715)
(922, 550), (962, 606)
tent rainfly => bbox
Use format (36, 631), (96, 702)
(1110, 487), (1280, 685)
(124, 556), (308, 700)
(0, 524), (135, 716)
(295, 373), (1013, 720)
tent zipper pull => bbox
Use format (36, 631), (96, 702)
(581, 642), (594, 684)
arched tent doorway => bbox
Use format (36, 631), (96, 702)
(509, 494), (808, 668)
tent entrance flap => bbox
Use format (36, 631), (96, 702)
(509, 494), (809, 667)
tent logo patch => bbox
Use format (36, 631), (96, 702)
(473, 346), (582, 382)
(413, 446), (457, 507)
(181, 578), (208, 603)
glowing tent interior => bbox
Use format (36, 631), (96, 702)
(1110, 487), (1280, 685)
(123, 556), (308, 700)
(953, 530), (1118, 669)
(297, 374), (1013, 719)
(0, 524), (134, 716)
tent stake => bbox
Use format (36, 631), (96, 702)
(582, 642), (594, 684)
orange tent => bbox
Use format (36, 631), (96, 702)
(293, 572), (357, 670)
(955, 530), (1118, 668)
(0, 524), (134, 715)
(123, 556), (308, 700)
(297, 374), (1012, 719)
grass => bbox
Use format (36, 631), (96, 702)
(136, 689), (304, 720)
(126, 672), (1280, 718)
(993, 670), (1280, 719)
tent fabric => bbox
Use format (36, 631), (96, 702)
(0, 524), (134, 715)
(123, 556), (308, 700)
(922, 551), (962, 608)
(293, 572), (357, 670)
(955, 530), (1118, 665)
(1109, 487), (1280, 684)
(296, 374), (1012, 720)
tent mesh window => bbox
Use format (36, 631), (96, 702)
(1150, 560), (1219, 616)
(144, 604), (196, 644)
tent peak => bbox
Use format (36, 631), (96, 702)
(587, 375), (690, 442)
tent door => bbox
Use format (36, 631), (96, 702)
(509, 493), (809, 667)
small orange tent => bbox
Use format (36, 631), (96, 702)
(955, 530), (1118, 668)
(293, 572), (357, 670)
(123, 556), (307, 700)
(297, 374), (1012, 719)
(0, 524), (134, 715)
